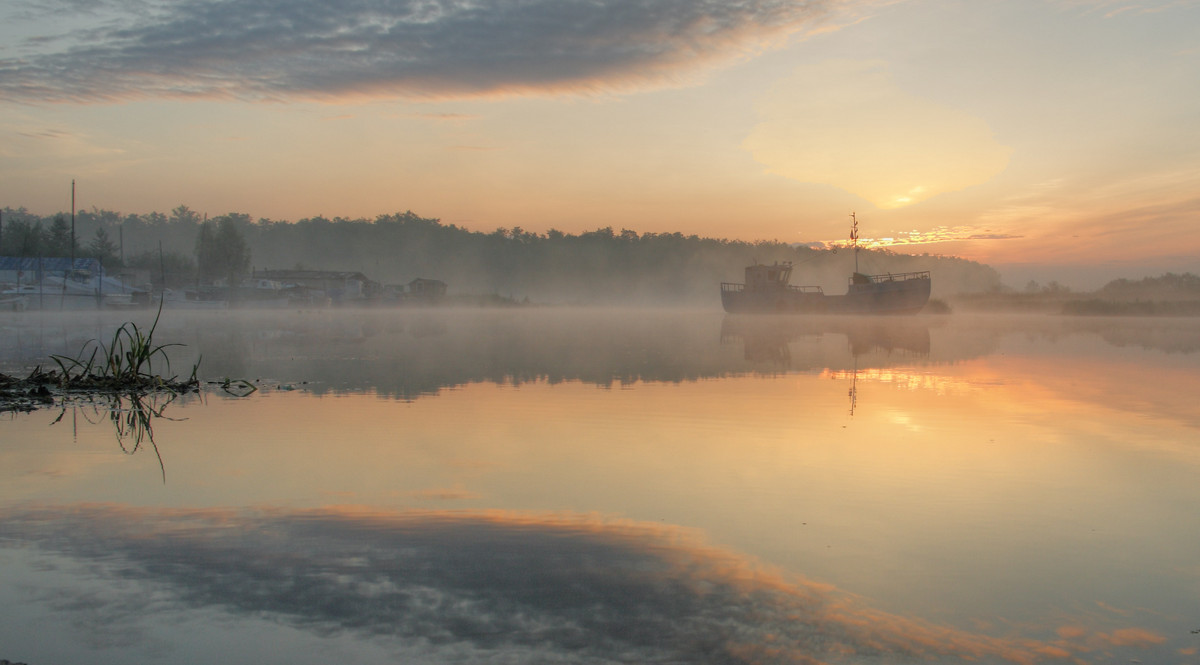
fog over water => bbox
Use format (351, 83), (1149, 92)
(5, 307), (1196, 392)
(2, 307), (1199, 664)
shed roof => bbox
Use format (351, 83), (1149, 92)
(254, 269), (372, 282)
(0, 257), (102, 272)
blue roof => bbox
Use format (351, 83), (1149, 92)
(0, 257), (103, 272)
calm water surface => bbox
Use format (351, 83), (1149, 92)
(2, 308), (1199, 664)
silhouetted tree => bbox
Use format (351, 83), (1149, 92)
(171, 205), (202, 225)
(127, 249), (196, 290)
(196, 217), (251, 286)
(6, 219), (43, 257)
(89, 226), (120, 267)
(45, 215), (74, 257)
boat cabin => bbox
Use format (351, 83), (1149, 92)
(744, 262), (793, 292)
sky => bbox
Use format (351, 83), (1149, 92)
(1, 0), (1198, 288)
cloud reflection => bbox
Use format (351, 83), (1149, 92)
(0, 504), (1137, 663)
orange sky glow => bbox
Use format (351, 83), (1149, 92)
(2, 0), (1197, 287)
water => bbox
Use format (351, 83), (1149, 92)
(2, 308), (1199, 664)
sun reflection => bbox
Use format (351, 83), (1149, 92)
(822, 368), (977, 396)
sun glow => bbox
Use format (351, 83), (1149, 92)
(744, 60), (1011, 209)
(807, 225), (1025, 252)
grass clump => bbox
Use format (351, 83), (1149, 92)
(1, 304), (200, 413)
(48, 303), (200, 392)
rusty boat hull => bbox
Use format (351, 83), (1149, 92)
(721, 268), (931, 315)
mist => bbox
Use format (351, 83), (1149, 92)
(2, 206), (1005, 306)
(995, 258), (1200, 293)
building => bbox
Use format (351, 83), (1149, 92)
(406, 278), (447, 302)
(252, 269), (379, 303)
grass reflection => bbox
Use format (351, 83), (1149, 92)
(50, 392), (187, 483)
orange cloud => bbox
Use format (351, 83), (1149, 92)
(409, 485), (483, 501)
(1056, 625), (1089, 640)
(1096, 627), (1168, 647)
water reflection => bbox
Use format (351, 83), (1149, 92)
(720, 315), (933, 367)
(49, 392), (187, 482)
(189, 309), (756, 396)
(0, 504), (1162, 664)
(3, 311), (1200, 663)
(721, 316), (937, 416)
(178, 310), (964, 400)
(5, 309), (1199, 401)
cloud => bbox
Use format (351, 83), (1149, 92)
(976, 191), (1200, 265)
(0, 0), (840, 104)
(0, 503), (1159, 663)
(410, 484), (483, 500)
(1052, 0), (1195, 18)
(400, 111), (481, 122)
(0, 119), (125, 162)
(801, 226), (1023, 251)
(743, 60), (1011, 209)
(1095, 628), (1167, 648)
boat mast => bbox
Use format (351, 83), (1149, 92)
(850, 211), (859, 274)
(848, 356), (858, 416)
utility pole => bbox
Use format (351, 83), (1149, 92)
(70, 180), (76, 266)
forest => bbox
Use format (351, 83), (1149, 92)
(0, 205), (1003, 304)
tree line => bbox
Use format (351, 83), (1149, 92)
(0, 205), (1003, 303)
(0, 205), (249, 289)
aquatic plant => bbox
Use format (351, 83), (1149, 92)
(215, 377), (257, 396)
(48, 303), (200, 391)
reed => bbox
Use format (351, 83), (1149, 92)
(49, 302), (199, 391)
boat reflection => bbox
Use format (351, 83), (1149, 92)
(720, 314), (934, 369)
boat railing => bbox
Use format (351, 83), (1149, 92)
(851, 271), (930, 285)
(721, 283), (824, 294)
(786, 284), (824, 294)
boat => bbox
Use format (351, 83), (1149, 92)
(720, 215), (931, 314)
(0, 273), (149, 311)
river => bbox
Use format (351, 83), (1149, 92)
(2, 308), (1198, 664)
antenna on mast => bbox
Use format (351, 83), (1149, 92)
(850, 211), (859, 274)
